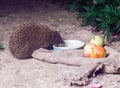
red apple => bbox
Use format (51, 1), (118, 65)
(83, 43), (97, 57)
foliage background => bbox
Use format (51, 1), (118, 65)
(51, 0), (120, 42)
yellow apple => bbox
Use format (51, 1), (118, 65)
(90, 35), (104, 46)
(90, 46), (106, 58)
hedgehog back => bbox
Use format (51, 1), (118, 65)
(9, 23), (64, 59)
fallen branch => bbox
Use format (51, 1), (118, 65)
(32, 47), (120, 86)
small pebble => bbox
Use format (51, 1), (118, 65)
(91, 83), (102, 88)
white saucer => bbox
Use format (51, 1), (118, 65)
(53, 40), (85, 50)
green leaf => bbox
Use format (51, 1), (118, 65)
(69, 0), (79, 11)
(0, 44), (4, 49)
(96, 18), (102, 22)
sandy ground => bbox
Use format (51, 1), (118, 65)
(0, 0), (120, 88)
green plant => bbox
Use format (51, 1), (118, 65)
(0, 44), (4, 49)
(79, 0), (120, 41)
(50, 0), (92, 11)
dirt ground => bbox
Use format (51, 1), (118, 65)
(0, 0), (120, 88)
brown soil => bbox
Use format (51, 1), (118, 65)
(0, 0), (120, 88)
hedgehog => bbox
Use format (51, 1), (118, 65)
(9, 22), (64, 59)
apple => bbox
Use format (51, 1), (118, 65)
(83, 43), (97, 57)
(90, 35), (104, 46)
(91, 83), (102, 88)
(90, 46), (106, 58)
